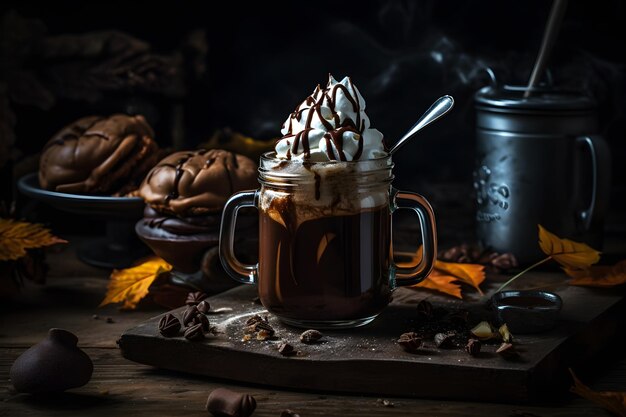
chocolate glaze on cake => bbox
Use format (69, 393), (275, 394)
(39, 114), (158, 195)
(139, 149), (258, 216)
(136, 149), (258, 273)
(135, 206), (221, 273)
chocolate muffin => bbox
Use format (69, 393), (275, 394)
(136, 149), (258, 274)
(39, 114), (158, 195)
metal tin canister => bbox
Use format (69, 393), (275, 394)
(474, 85), (611, 264)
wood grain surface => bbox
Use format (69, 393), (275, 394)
(119, 279), (624, 403)
(1, 239), (625, 416)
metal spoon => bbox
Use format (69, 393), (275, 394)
(389, 95), (455, 155)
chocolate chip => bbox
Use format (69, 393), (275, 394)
(397, 332), (423, 352)
(185, 291), (208, 306)
(197, 300), (211, 313)
(194, 314), (211, 332)
(278, 342), (296, 356)
(158, 313), (181, 337)
(206, 388), (256, 417)
(245, 314), (268, 326)
(280, 410), (301, 417)
(10, 329), (93, 393)
(246, 320), (274, 336)
(434, 332), (456, 349)
(105, 317), (114, 323)
(465, 338), (481, 356)
(300, 329), (322, 344)
(184, 323), (204, 341)
(183, 305), (200, 327)
(491, 252), (518, 271)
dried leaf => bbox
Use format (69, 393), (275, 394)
(569, 369), (626, 416)
(415, 272), (463, 299)
(397, 249), (484, 299)
(538, 224), (600, 270)
(0, 218), (66, 261)
(434, 260), (485, 295)
(100, 256), (172, 310)
(566, 261), (626, 288)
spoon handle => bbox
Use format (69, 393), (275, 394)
(389, 95), (454, 155)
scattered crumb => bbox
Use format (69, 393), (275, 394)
(376, 398), (394, 407)
(256, 330), (273, 341)
(92, 314), (99, 320)
(106, 317), (115, 323)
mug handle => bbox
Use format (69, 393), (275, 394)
(576, 135), (611, 231)
(391, 188), (437, 286)
(219, 190), (259, 285)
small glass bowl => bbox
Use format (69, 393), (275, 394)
(491, 290), (563, 333)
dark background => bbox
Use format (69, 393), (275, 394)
(1, 0), (624, 244)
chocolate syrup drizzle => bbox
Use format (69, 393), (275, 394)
(43, 117), (105, 152)
(164, 154), (193, 203)
(158, 150), (208, 203)
(154, 149), (239, 205)
(281, 77), (365, 162)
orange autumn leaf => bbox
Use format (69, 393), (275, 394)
(415, 271), (463, 299)
(0, 218), (66, 261)
(569, 369), (626, 416)
(100, 256), (173, 310)
(396, 250), (483, 299)
(434, 260), (485, 296)
(538, 224), (600, 270)
(565, 260), (626, 288)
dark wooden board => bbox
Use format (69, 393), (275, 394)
(119, 276), (625, 403)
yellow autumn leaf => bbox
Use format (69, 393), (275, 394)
(100, 256), (173, 310)
(565, 260), (626, 288)
(0, 218), (66, 261)
(538, 224), (600, 270)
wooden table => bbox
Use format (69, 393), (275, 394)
(1, 240), (624, 417)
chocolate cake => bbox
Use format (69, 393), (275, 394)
(138, 148), (258, 216)
(136, 149), (257, 274)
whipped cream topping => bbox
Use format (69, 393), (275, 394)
(275, 75), (386, 162)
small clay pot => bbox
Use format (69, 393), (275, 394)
(10, 328), (93, 393)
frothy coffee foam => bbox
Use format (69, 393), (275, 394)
(260, 157), (390, 227)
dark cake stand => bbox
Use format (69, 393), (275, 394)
(18, 172), (149, 269)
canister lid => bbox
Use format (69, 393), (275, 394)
(474, 85), (596, 111)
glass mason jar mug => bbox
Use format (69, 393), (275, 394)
(219, 152), (437, 329)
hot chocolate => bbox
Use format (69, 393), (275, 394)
(259, 206), (391, 323)
(220, 75), (437, 328)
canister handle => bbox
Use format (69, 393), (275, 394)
(484, 67), (554, 91)
(576, 135), (611, 231)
